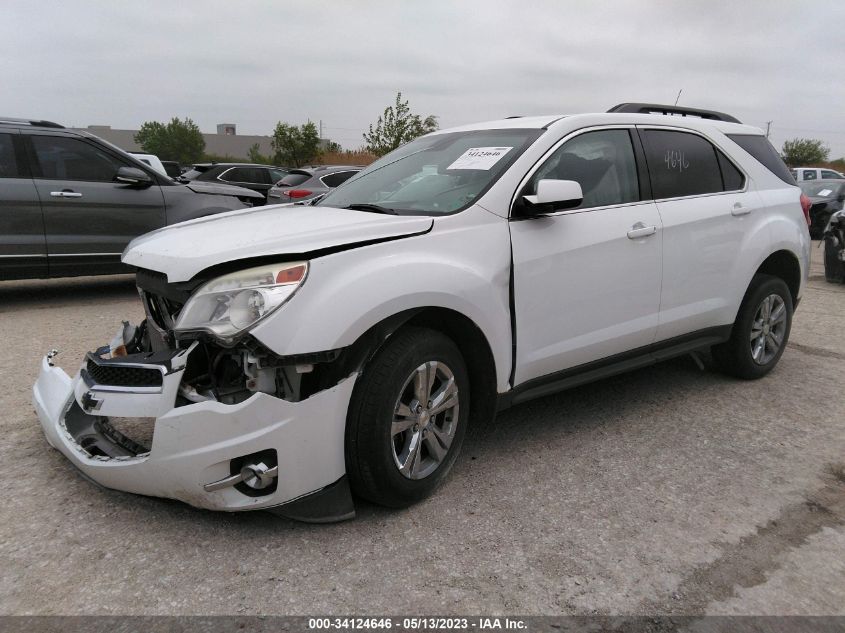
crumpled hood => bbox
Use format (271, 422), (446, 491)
(184, 181), (264, 199)
(123, 204), (433, 282)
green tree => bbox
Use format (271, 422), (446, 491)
(363, 92), (438, 157)
(134, 117), (205, 164)
(270, 121), (321, 167)
(781, 138), (830, 166)
(247, 143), (272, 165)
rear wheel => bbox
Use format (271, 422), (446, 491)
(345, 327), (469, 508)
(712, 274), (793, 379)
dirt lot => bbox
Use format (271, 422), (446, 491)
(0, 244), (843, 616)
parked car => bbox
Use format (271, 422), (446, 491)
(160, 161), (183, 179)
(180, 163), (290, 204)
(823, 209), (845, 282)
(129, 152), (167, 176)
(267, 165), (362, 204)
(0, 117), (263, 280)
(34, 103), (809, 523)
(798, 179), (845, 238)
(790, 167), (844, 181)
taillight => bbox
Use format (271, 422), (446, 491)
(800, 193), (811, 227)
(282, 189), (312, 199)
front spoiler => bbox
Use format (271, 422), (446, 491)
(33, 355), (357, 521)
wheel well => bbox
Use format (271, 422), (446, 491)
(404, 308), (498, 429)
(755, 250), (801, 303)
(343, 308), (499, 430)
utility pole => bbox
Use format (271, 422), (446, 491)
(319, 119), (323, 139)
(765, 121), (773, 138)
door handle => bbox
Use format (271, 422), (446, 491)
(50, 190), (83, 198)
(731, 202), (751, 216)
(627, 223), (657, 239)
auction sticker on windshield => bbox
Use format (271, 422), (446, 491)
(447, 146), (513, 170)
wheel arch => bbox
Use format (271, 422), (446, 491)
(339, 307), (499, 431)
(753, 249), (801, 305)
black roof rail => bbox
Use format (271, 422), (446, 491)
(607, 103), (741, 124)
(0, 117), (64, 128)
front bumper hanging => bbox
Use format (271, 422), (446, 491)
(32, 341), (357, 522)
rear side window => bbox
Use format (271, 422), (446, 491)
(727, 134), (795, 185)
(29, 135), (128, 182)
(320, 170), (358, 188)
(221, 167), (268, 184)
(0, 133), (20, 178)
(278, 172), (310, 187)
(821, 170), (842, 179)
(642, 130), (723, 198)
(717, 152), (745, 191)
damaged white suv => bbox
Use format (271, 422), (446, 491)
(33, 103), (810, 522)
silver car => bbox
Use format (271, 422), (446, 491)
(267, 165), (361, 204)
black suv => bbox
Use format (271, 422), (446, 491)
(179, 163), (290, 203)
(0, 117), (263, 280)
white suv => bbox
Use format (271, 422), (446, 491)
(33, 103), (810, 522)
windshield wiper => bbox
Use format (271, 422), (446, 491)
(344, 203), (398, 215)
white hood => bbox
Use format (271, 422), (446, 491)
(123, 204), (433, 282)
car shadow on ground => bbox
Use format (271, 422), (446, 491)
(59, 353), (723, 534)
(0, 275), (137, 309)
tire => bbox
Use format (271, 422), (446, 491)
(824, 236), (845, 283)
(712, 274), (793, 380)
(345, 327), (470, 508)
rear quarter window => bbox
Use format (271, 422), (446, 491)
(727, 134), (795, 185)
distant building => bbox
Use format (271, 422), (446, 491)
(70, 123), (333, 162)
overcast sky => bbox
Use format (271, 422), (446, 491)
(3, 0), (845, 157)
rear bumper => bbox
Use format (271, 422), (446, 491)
(33, 354), (356, 517)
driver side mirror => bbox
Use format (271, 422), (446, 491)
(518, 179), (583, 216)
(115, 166), (153, 187)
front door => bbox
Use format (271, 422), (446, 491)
(25, 133), (166, 277)
(510, 128), (663, 385)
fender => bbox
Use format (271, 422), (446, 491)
(249, 207), (515, 391)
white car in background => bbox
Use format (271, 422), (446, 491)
(790, 167), (844, 181)
(33, 103), (810, 522)
(129, 152), (168, 177)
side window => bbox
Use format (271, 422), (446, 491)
(268, 169), (288, 184)
(642, 130), (723, 198)
(0, 133), (20, 178)
(321, 170), (357, 188)
(716, 151), (745, 191)
(30, 136), (128, 182)
(222, 167), (267, 184)
(802, 170), (817, 180)
(220, 167), (245, 182)
(821, 170), (841, 179)
(526, 129), (640, 209)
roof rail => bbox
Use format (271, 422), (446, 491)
(607, 103), (741, 124)
(0, 117), (64, 129)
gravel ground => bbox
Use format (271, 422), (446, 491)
(0, 244), (843, 616)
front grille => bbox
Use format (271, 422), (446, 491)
(86, 358), (163, 388)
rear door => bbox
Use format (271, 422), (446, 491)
(25, 132), (166, 277)
(0, 130), (47, 279)
(638, 127), (761, 342)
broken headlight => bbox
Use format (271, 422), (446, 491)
(174, 262), (308, 343)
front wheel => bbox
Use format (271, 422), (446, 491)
(712, 274), (793, 379)
(345, 327), (470, 508)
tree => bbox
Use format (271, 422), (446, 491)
(134, 117), (205, 164)
(248, 143), (272, 165)
(270, 121), (321, 167)
(363, 92), (438, 157)
(781, 138), (830, 166)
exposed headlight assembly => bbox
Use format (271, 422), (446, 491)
(174, 262), (308, 343)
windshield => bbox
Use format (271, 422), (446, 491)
(316, 128), (543, 215)
(800, 181), (842, 197)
